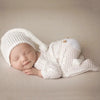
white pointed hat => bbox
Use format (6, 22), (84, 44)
(0, 28), (47, 65)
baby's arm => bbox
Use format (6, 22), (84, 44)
(23, 63), (62, 79)
(23, 67), (43, 78)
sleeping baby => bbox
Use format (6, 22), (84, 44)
(0, 28), (99, 79)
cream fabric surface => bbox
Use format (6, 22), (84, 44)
(0, 0), (100, 100)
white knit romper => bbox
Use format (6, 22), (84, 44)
(34, 38), (99, 79)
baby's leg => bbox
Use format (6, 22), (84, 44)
(61, 39), (82, 74)
(66, 39), (85, 65)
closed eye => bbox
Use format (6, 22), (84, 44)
(13, 56), (19, 61)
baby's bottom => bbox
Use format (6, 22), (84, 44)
(61, 38), (81, 60)
(66, 38), (81, 51)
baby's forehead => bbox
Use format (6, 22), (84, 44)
(18, 43), (33, 48)
(18, 43), (34, 48)
(12, 43), (34, 53)
(10, 43), (34, 57)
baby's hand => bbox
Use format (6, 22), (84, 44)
(23, 68), (43, 78)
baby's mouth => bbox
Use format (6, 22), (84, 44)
(23, 61), (31, 66)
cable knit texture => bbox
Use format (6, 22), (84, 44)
(34, 39), (99, 79)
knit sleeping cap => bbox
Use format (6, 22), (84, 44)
(0, 28), (48, 66)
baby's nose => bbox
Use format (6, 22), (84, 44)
(21, 55), (28, 62)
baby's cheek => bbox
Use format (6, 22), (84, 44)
(12, 62), (21, 70)
(30, 57), (35, 62)
(30, 54), (36, 60)
(12, 63), (17, 68)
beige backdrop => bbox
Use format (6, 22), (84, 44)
(0, 0), (100, 100)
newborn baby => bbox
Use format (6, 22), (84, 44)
(0, 28), (99, 79)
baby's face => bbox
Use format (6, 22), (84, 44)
(10, 43), (38, 71)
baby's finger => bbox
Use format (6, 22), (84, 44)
(25, 72), (33, 75)
(23, 69), (31, 73)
